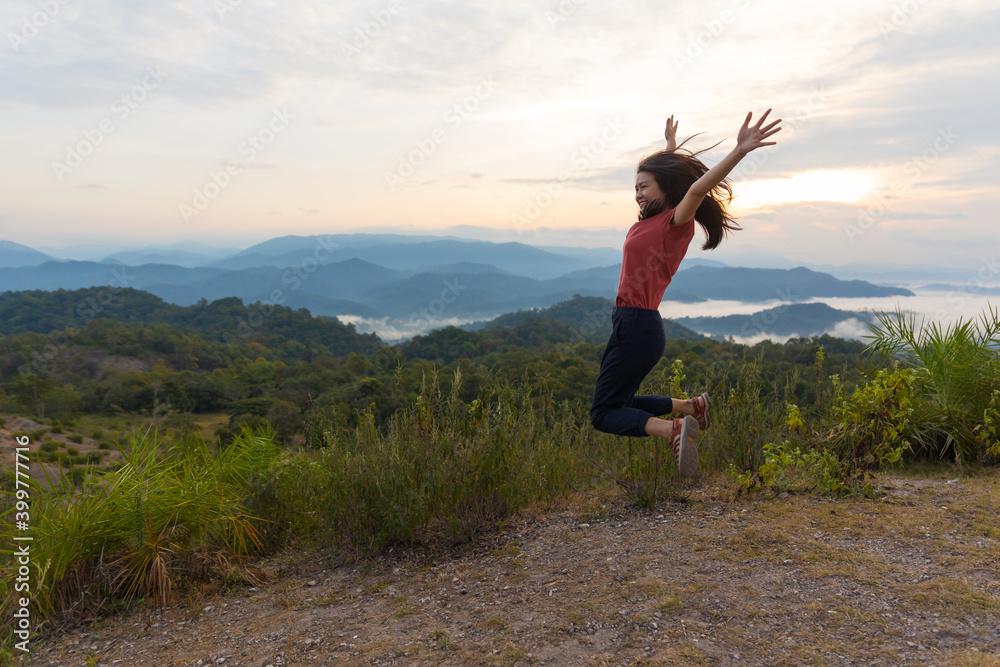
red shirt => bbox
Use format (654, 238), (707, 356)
(614, 208), (696, 309)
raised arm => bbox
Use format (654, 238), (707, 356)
(673, 109), (781, 225)
(665, 115), (679, 151)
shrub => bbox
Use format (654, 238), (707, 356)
(68, 434), (84, 444)
(39, 442), (58, 453)
(67, 447), (80, 456)
(91, 429), (104, 440)
(865, 307), (1000, 464)
(731, 441), (871, 498)
(820, 368), (913, 470)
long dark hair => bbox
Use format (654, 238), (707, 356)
(637, 141), (740, 250)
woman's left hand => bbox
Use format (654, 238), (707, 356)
(735, 109), (782, 154)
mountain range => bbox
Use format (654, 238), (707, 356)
(0, 236), (917, 340)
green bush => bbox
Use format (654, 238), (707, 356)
(67, 447), (80, 456)
(865, 307), (1000, 464)
(91, 429), (104, 440)
(821, 368), (913, 470)
(39, 442), (58, 453)
(69, 467), (87, 485)
(29, 429), (46, 441)
(68, 434), (84, 444)
(731, 441), (871, 498)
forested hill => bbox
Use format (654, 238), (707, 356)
(0, 287), (382, 358)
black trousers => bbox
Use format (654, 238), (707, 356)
(590, 306), (673, 437)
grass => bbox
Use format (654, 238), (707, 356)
(0, 426), (277, 630)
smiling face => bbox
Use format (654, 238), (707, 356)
(635, 170), (666, 215)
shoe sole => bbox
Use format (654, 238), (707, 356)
(696, 392), (712, 430)
(677, 415), (700, 478)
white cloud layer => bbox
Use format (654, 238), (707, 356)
(0, 0), (997, 269)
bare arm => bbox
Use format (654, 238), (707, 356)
(673, 109), (781, 225)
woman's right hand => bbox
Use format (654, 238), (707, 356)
(665, 115), (678, 151)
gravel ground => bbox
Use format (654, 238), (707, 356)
(22, 471), (1000, 667)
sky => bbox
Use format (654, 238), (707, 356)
(1, 0), (998, 272)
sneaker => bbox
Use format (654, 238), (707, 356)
(670, 415), (700, 478)
(691, 392), (711, 431)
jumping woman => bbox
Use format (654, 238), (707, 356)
(590, 110), (782, 477)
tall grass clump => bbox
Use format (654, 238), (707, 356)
(0, 427), (277, 633)
(864, 306), (1000, 464)
(700, 353), (790, 472)
(259, 369), (601, 553)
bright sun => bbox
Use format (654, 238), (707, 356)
(732, 169), (875, 211)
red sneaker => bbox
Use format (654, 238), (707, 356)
(691, 392), (711, 431)
(669, 416), (700, 478)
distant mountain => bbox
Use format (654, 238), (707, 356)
(401, 262), (513, 276)
(669, 266), (914, 301)
(532, 244), (621, 266)
(0, 237), (918, 332)
(0, 241), (56, 268)
(465, 294), (704, 342)
(675, 302), (875, 339)
(103, 249), (230, 268)
(142, 259), (400, 316)
(212, 235), (595, 279)
(37, 241), (241, 263)
(0, 261), (227, 292)
(553, 265), (704, 303)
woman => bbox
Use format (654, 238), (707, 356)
(590, 110), (782, 477)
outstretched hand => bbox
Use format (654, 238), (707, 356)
(665, 115), (678, 151)
(735, 109), (781, 155)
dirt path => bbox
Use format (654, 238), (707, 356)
(25, 471), (1000, 666)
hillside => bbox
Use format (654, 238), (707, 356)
(465, 294), (704, 342)
(24, 472), (1000, 666)
(0, 287), (382, 357)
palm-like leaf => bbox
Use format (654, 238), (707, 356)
(864, 306), (1000, 461)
